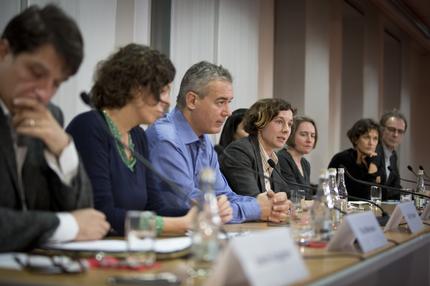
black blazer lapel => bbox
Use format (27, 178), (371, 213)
(0, 109), (20, 193)
(249, 136), (266, 193)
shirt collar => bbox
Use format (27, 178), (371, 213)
(382, 144), (393, 159)
(258, 137), (278, 169)
(172, 107), (201, 145)
(0, 98), (10, 117)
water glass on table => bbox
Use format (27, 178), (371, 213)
(125, 210), (157, 266)
(291, 189), (306, 213)
(400, 188), (413, 202)
(370, 186), (382, 206)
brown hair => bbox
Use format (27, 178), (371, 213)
(91, 43), (175, 109)
(243, 98), (296, 136)
(287, 116), (318, 149)
(347, 118), (380, 147)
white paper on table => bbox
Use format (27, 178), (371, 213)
(43, 237), (191, 253)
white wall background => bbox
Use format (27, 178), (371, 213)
(170, 0), (263, 113)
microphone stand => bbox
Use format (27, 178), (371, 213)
(340, 165), (430, 200)
(387, 166), (428, 185)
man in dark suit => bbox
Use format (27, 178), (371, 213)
(0, 4), (109, 252)
(377, 109), (407, 200)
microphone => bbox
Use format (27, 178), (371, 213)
(341, 165), (430, 200)
(407, 165), (418, 177)
(79, 92), (199, 206)
(220, 148), (291, 192)
(80, 91), (92, 106)
(267, 159), (316, 192)
(386, 166), (416, 185)
(418, 165), (430, 181)
(403, 166), (430, 185)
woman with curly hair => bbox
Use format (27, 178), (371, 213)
(220, 98), (295, 199)
(67, 44), (194, 235)
(328, 118), (384, 200)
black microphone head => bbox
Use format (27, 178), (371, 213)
(80, 91), (91, 106)
(419, 165), (424, 171)
(387, 166), (392, 172)
(267, 159), (276, 168)
(407, 165), (414, 172)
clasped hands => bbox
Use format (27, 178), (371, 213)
(356, 149), (378, 174)
(214, 192), (291, 224)
(257, 190), (291, 223)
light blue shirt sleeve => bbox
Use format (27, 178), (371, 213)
(146, 108), (261, 223)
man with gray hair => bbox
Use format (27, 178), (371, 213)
(146, 61), (290, 223)
(377, 109), (407, 200)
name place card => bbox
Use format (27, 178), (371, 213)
(384, 201), (424, 234)
(206, 228), (309, 286)
(328, 211), (388, 253)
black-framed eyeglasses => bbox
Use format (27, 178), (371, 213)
(385, 126), (405, 135)
(14, 254), (87, 274)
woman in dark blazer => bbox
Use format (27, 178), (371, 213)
(220, 98), (295, 198)
(277, 116), (318, 198)
(328, 118), (384, 200)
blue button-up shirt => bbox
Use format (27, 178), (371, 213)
(146, 107), (261, 223)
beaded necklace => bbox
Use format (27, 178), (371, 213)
(102, 110), (136, 171)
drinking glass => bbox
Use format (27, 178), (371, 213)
(400, 188), (413, 202)
(125, 211), (157, 266)
(370, 186), (382, 205)
(291, 189), (306, 213)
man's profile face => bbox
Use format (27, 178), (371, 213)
(189, 80), (233, 136)
(0, 40), (67, 112)
(382, 117), (406, 150)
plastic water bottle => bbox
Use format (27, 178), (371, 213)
(328, 168), (341, 228)
(337, 168), (349, 213)
(190, 168), (221, 277)
(311, 169), (333, 241)
(414, 170), (427, 210)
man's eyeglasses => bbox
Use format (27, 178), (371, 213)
(384, 126), (405, 135)
(14, 254), (86, 274)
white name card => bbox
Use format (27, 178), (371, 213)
(206, 228), (309, 286)
(328, 211), (388, 253)
(384, 201), (424, 233)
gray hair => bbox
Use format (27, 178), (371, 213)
(380, 109), (408, 132)
(176, 61), (232, 109)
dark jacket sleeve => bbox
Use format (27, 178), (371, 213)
(0, 104), (92, 252)
(0, 208), (59, 252)
(220, 138), (264, 197)
(45, 104), (93, 211)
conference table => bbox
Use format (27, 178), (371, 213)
(1, 212), (430, 285)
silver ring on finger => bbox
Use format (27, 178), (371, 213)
(28, 118), (36, 127)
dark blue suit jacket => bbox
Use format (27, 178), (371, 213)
(0, 104), (92, 252)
